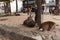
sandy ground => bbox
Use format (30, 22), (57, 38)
(0, 13), (39, 37)
(0, 13), (60, 40)
(0, 14), (60, 33)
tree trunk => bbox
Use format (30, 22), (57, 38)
(5, 1), (11, 15)
(8, 1), (11, 15)
(16, 0), (18, 13)
(5, 2), (9, 15)
(55, 0), (59, 15)
(36, 0), (42, 29)
(42, 0), (46, 4)
(4, 3), (6, 14)
(27, 0), (29, 7)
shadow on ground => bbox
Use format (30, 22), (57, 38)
(0, 24), (36, 40)
(0, 18), (8, 21)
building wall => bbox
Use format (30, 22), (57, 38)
(0, 2), (4, 13)
(0, 1), (23, 13)
(10, 0), (23, 12)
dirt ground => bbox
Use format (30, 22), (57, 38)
(0, 13), (60, 40)
(0, 13), (39, 37)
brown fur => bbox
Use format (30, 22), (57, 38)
(23, 16), (35, 27)
(40, 21), (55, 31)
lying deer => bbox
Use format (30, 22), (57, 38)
(40, 21), (55, 31)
